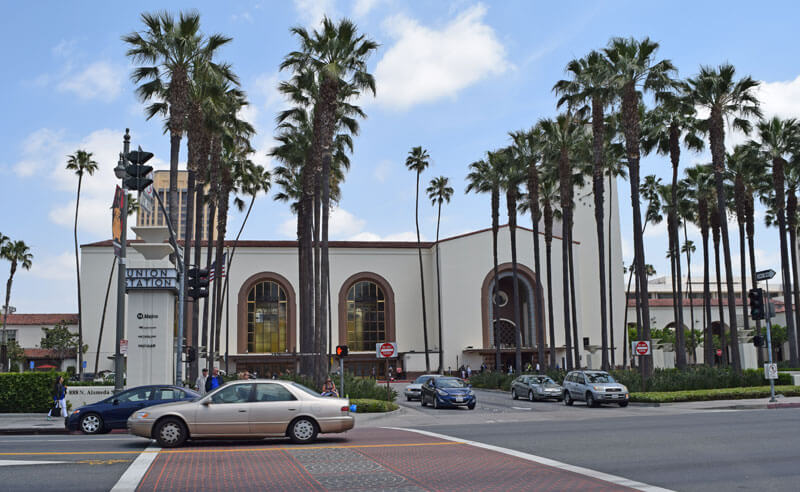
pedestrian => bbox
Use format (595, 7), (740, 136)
(48, 376), (67, 423)
(195, 368), (208, 395)
(525, 362), (532, 373)
(371, 366), (376, 379)
(321, 377), (338, 397)
(460, 366), (465, 379)
(481, 363), (486, 373)
(466, 365), (472, 379)
(535, 362), (540, 373)
(205, 367), (224, 393)
(239, 370), (251, 380)
(396, 366), (403, 380)
(508, 364), (513, 375)
(388, 366), (394, 381)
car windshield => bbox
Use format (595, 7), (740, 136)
(586, 373), (615, 383)
(436, 378), (467, 388)
(533, 376), (555, 384)
(291, 382), (321, 397)
(414, 375), (432, 384)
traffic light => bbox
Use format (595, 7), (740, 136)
(336, 345), (349, 357)
(752, 335), (764, 348)
(748, 288), (765, 320)
(187, 267), (209, 299)
(184, 346), (197, 363)
(123, 147), (154, 191)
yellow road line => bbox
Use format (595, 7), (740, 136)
(0, 441), (463, 457)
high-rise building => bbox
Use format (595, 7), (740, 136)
(136, 170), (218, 242)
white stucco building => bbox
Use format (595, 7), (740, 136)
(79, 181), (625, 380)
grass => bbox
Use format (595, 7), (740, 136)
(630, 385), (800, 403)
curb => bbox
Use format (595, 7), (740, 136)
(0, 427), (71, 435)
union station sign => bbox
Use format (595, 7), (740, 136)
(126, 268), (178, 290)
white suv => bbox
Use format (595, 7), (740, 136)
(563, 370), (629, 407)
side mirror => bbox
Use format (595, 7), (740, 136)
(112, 399), (119, 406)
(201, 400), (211, 406)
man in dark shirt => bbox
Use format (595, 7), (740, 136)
(205, 367), (224, 393)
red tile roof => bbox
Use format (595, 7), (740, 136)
(23, 348), (76, 359)
(5, 314), (79, 325)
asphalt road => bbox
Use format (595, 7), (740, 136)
(0, 434), (149, 491)
(421, 407), (800, 492)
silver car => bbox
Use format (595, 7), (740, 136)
(127, 379), (354, 447)
(562, 370), (629, 407)
(511, 375), (564, 402)
(404, 374), (437, 401)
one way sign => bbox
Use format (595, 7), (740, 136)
(756, 269), (776, 281)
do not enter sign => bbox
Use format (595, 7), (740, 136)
(376, 342), (397, 359)
(632, 340), (651, 356)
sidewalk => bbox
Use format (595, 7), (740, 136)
(631, 395), (800, 410)
(0, 413), (71, 435)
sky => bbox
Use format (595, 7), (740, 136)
(2, 0), (800, 313)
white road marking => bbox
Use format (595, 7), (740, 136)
(511, 407), (532, 411)
(0, 459), (67, 466)
(0, 437), (141, 443)
(110, 443), (160, 492)
(385, 427), (673, 492)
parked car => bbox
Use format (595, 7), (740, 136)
(562, 370), (629, 407)
(127, 380), (354, 448)
(420, 376), (476, 410)
(67, 385), (199, 434)
(403, 374), (438, 401)
(511, 375), (563, 401)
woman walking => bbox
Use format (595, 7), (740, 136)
(48, 376), (67, 422)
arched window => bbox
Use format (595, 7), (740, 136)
(247, 280), (287, 353)
(346, 281), (386, 351)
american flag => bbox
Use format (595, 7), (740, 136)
(208, 253), (227, 282)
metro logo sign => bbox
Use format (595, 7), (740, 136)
(376, 342), (397, 359)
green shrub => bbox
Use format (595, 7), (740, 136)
(280, 371), (397, 401)
(630, 385), (800, 403)
(609, 367), (774, 392)
(0, 371), (68, 413)
(349, 398), (399, 413)
(470, 371), (514, 390)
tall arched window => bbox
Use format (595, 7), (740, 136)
(247, 280), (287, 353)
(346, 281), (386, 351)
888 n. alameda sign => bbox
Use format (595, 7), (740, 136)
(126, 268), (178, 290)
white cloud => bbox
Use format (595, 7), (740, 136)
(57, 61), (124, 102)
(12, 128), (66, 177)
(28, 251), (76, 281)
(758, 75), (800, 120)
(292, 0), (336, 27)
(373, 3), (510, 110)
(278, 207), (420, 241)
(373, 159), (392, 183)
(52, 39), (77, 58)
(353, 0), (379, 17)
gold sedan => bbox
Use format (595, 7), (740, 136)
(127, 379), (354, 447)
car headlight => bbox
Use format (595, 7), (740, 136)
(593, 385), (601, 391)
(436, 389), (448, 396)
(134, 411), (150, 419)
(468, 390), (475, 396)
(621, 385), (628, 393)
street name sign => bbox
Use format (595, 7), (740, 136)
(376, 342), (397, 359)
(632, 340), (651, 356)
(756, 269), (777, 281)
(765, 363), (778, 380)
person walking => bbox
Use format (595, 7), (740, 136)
(466, 365), (472, 379)
(205, 368), (224, 393)
(48, 376), (67, 422)
(195, 368), (208, 395)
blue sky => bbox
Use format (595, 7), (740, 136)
(2, 0), (799, 313)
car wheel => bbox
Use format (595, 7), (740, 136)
(406, 396), (412, 401)
(619, 401), (629, 408)
(79, 413), (104, 434)
(529, 390), (536, 402)
(289, 417), (318, 444)
(586, 392), (597, 408)
(564, 391), (573, 406)
(433, 397), (440, 409)
(467, 401), (476, 410)
(511, 388), (518, 400)
(421, 395), (427, 407)
(155, 417), (187, 448)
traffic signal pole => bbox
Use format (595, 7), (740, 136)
(764, 280), (776, 403)
(113, 130), (130, 395)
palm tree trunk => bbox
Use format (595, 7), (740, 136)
(591, 96), (609, 371)
(191, 188), (204, 380)
(508, 192), (523, 374)
(701, 220), (714, 366)
(435, 200), (444, 373)
(772, 157), (799, 366)
(684, 223), (697, 364)
(202, 201), (216, 370)
(668, 219), (680, 359)
(568, 232), (580, 368)
(545, 226), (557, 370)
(669, 130), (686, 369)
(713, 230), (726, 365)
(183, 171), (195, 376)
(2, 263), (18, 372)
(313, 179), (321, 381)
(608, 173), (615, 367)
(74, 175), (84, 378)
(787, 193), (800, 360)
(415, 170), (430, 373)
(94, 257), (116, 376)
(559, 147), (573, 370)
(531, 201), (545, 369)
(169, 133), (181, 249)
(319, 154), (331, 385)
(213, 184), (231, 369)
(622, 266), (636, 369)
(492, 189), (501, 370)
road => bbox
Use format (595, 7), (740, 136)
(0, 388), (796, 491)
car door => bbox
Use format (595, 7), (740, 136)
(574, 373), (587, 401)
(422, 378), (434, 403)
(194, 384), (253, 436)
(249, 383), (300, 435)
(106, 387), (154, 427)
(565, 373), (576, 398)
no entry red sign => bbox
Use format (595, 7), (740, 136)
(632, 340), (651, 356)
(376, 342), (397, 359)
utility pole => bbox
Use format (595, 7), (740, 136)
(113, 130), (131, 394)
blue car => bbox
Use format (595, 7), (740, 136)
(67, 385), (199, 434)
(420, 376), (476, 410)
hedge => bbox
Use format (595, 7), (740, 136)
(630, 385), (800, 403)
(349, 399), (399, 413)
(280, 372), (397, 401)
(0, 371), (67, 413)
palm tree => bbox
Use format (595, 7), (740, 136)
(406, 146), (432, 372)
(537, 168), (560, 369)
(785, 162), (800, 348)
(512, 128), (546, 368)
(604, 36), (676, 377)
(683, 164), (716, 365)
(554, 50), (614, 370)
(123, 10), (233, 234)
(466, 157), (504, 369)
(641, 95), (703, 370)
(686, 64), (763, 372)
(752, 117), (800, 366)
(426, 176), (454, 373)
(65, 149), (98, 379)
(1, 240), (33, 371)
